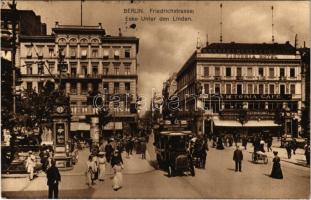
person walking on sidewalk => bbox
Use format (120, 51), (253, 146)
(105, 141), (114, 163)
(291, 139), (297, 155)
(111, 150), (123, 168)
(233, 146), (243, 172)
(141, 140), (147, 159)
(285, 142), (292, 159)
(86, 155), (95, 187)
(242, 136), (248, 150)
(112, 160), (123, 191)
(270, 151), (283, 179)
(25, 151), (36, 180)
(47, 160), (61, 199)
(98, 152), (107, 181)
(267, 136), (273, 152)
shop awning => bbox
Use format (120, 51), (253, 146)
(70, 122), (90, 131)
(213, 119), (280, 127)
(103, 122), (123, 130)
(244, 120), (280, 127)
(213, 119), (242, 127)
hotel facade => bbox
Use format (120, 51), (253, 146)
(174, 42), (303, 137)
(18, 23), (139, 142)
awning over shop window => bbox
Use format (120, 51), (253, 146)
(213, 119), (242, 127)
(103, 122), (123, 130)
(244, 120), (280, 127)
(213, 118), (280, 127)
(71, 122), (90, 131)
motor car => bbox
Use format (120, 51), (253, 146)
(154, 131), (195, 177)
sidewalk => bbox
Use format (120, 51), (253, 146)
(241, 138), (309, 168)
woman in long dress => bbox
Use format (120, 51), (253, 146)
(112, 161), (123, 191)
(270, 151), (283, 179)
(98, 152), (107, 181)
(86, 155), (94, 186)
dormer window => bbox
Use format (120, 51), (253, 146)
(58, 38), (66, 46)
(114, 50), (120, 59)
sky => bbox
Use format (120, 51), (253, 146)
(11, 0), (310, 110)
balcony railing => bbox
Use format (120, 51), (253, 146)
(71, 106), (98, 115)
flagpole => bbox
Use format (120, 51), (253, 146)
(80, 0), (83, 26)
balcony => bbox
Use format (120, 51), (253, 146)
(279, 76), (286, 81)
(71, 105), (98, 115)
(236, 76), (243, 80)
(214, 76), (222, 81)
(59, 73), (102, 80)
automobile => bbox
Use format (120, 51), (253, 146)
(154, 131), (195, 177)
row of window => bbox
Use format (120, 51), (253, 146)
(25, 81), (132, 95)
(26, 46), (132, 59)
(24, 62), (133, 76)
(203, 83), (296, 95)
(203, 66), (297, 78)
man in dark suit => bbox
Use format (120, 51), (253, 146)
(47, 160), (61, 198)
(233, 145), (243, 172)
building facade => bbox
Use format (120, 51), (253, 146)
(175, 42), (303, 137)
(18, 23), (139, 141)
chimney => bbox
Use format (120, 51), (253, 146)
(304, 41), (306, 48)
(206, 34), (209, 46)
(55, 21), (59, 27)
(98, 23), (102, 29)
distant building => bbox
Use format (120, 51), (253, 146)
(18, 22), (139, 141)
(175, 41), (303, 137)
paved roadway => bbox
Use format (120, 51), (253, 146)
(2, 137), (310, 198)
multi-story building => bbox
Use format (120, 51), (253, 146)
(18, 22), (139, 141)
(175, 42), (303, 137)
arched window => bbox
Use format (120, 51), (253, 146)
(58, 38), (66, 46)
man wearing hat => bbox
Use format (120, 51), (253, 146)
(233, 145), (243, 172)
(98, 152), (107, 181)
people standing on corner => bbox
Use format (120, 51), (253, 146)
(233, 145), (243, 172)
(285, 142), (292, 159)
(26, 151), (36, 180)
(270, 151), (283, 179)
(98, 152), (107, 181)
(46, 160), (61, 199)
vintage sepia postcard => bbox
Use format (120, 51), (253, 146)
(1, 0), (310, 199)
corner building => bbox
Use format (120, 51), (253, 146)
(175, 42), (303, 137)
(18, 23), (139, 141)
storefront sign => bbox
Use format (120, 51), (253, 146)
(219, 94), (292, 100)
